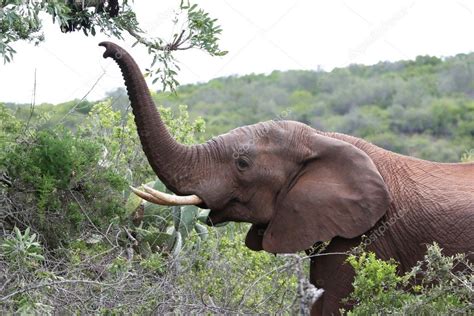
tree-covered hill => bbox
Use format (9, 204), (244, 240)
(6, 52), (474, 162)
(154, 53), (474, 162)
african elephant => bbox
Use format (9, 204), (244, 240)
(99, 42), (474, 315)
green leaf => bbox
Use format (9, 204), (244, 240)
(194, 222), (208, 240)
(151, 54), (158, 67)
(165, 226), (178, 251)
(138, 240), (152, 258)
(84, 234), (103, 245)
(29, 233), (37, 243)
(14, 227), (22, 240)
(143, 202), (169, 224)
(145, 232), (173, 250)
(178, 205), (198, 239)
(196, 209), (210, 223)
(172, 206), (181, 230)
(124, 191), (142, 216)
(152, 179), (166, 191)
(29, 253), (45, 261)
(171, 231), (183, 256)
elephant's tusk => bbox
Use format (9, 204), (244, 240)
(130, 185), (203, 206)
(143, 185), (203, 205)
(130, 186), (169, 205)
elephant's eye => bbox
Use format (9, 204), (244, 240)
(236, 157), (250, 171)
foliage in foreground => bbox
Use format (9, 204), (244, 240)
(344, 243), (474, 315)
(0, 100), (207, 248)
(0, 223), (300, 314)
(2, 125), (127, 248)
(0, 102), (300, 314)
(180, 227), (299, 313)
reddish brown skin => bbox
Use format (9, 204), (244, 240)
(100, 42), (474, 316)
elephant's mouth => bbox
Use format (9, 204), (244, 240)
(205, 209), (229, 226)
(128, 186), (252, 227)
(205, 205), (268, 228)
(252, 223), (268, 236)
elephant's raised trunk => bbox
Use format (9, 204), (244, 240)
(99, 41), (198, 196)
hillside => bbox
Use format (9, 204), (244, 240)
(6, 52), (474, 162)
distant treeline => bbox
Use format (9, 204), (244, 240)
(6, 53), (474, 162)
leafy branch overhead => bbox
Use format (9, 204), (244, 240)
(0, 0), (227, 91)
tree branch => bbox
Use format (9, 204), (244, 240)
(0, 279), (122, 302)
(68, 189), (114, 247)
(126, 27), (192, 52)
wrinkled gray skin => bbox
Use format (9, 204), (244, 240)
(99, 42), (474, 315)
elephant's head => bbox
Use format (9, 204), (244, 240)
(100, 42), (391, 254)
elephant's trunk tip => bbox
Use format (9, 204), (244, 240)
(99, 41), (122, 60)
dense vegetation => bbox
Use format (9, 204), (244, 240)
(1, 52), (473, 314)
(343, 243), (473, 315)
(159, 53), (473, 162)
(0, 102), (301, 314)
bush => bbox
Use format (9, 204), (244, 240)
(1, 100), (206, 249)
(2, 127), (127, 248)
(343, 243), (473, 315)
(0, 224), (301, 314)
(177, 224), (299, 314)
(1, 227), (44, 271)
(0, 104), (23, 154)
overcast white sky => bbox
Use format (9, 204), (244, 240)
(1, 0), (473, 104)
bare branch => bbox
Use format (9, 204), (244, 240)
(68, 189), (114, 247)
(0, 279), (121, 302)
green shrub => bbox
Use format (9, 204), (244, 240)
(461, 149), (474, 162)
(139, 252), (166, 274)
(5, 128), (100, 188)
(344, 252), (411, 314)
(344, 243), (473, 315)
(0, 224), (299, 314)
(177, 224), (299, 314)
(2, 127), (127, 247)
(0, 104), (23, 156)
(79, 100), (206, 184)
(0, 227), (44, 271)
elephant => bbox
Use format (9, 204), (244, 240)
(98, 42), (474, 315)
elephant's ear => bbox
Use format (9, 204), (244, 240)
(262, 133), (390, 253)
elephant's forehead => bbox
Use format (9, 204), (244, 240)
(224, 121), (299, 154)
(211, 120), (308, 158)
(228, 121), (286, 140)
(225, 124), (269, 148)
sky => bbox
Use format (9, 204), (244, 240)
(1, 0), (474, 104)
